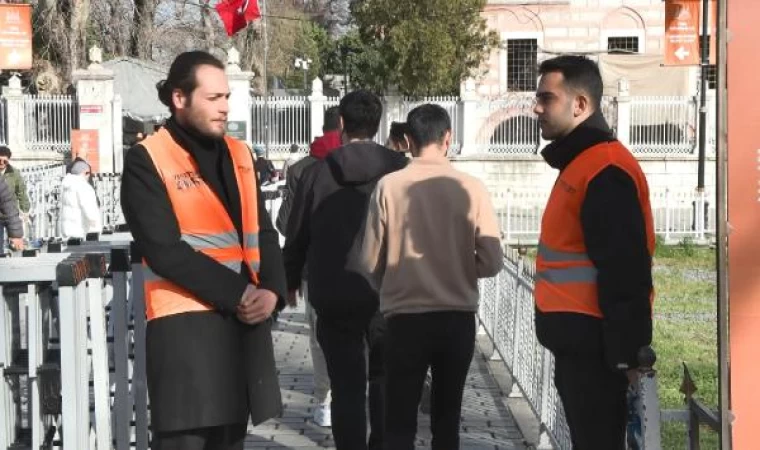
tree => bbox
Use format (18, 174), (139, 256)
(352, 0), (498, 96)
(34, 0), (92, 81)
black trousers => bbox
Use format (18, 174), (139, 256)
(554, 352), (629, 450)
(151, 423), (247, 450)
(384, 311), (476, 450)
(317, 312), (386, 450)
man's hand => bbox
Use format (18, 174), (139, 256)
(237, 286), (277, 325)
(9, 238), (24, 251)
(286, 289), (298, 308)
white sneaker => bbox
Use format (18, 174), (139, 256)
(312, 404), (331, 427)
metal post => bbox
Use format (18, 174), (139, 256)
(26, 283), (43, 449)
(110, 250), (131, 450)
(0, 286), (11, 450)
(87, 269), (112, 450)
(715, 0), (732, 447)
(262, 0), (270, 159)
(130, 246), (149, 450)
(697, 0), (709, 191)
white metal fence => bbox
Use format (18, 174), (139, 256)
(479, 249), (572, 448)
(478, 94), (539, 154)
(19, 164), (125, 242)
(251, 96), (311, 158)
(494, 188), (715, 245)
(629, 96), (697, 154)
(23, 95), (78, 154)
(399, 96), (462, 154)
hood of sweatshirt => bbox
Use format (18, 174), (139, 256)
(325, 140), (408, 186)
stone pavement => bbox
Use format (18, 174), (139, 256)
(246, 304), (529, 449)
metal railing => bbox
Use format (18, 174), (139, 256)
(629, 96), (697, 155)
(0, 97), (7, 146)
(400, 96), (462, 154)
(478, 248), (663, 449)
(23, 95), (78, 154)
(494, 188), (715, 245)
(479, 94), (540, 155)
(251, 96), (311, 157)
(19, 164), (126, 242)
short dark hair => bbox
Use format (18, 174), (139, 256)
(388, 122), (408, 145)
(538, 55), (603, 111)
(323, 106), (340, 132)
(157, 51), (225, 113)
(406, 104), (451, 149)
(339, 90), (382, 139)
(289, 143), (299, 153)
(0, 146), (10, 158)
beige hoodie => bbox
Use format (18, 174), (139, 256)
(357, 158), (504, 317)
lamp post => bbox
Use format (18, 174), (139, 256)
(294, 57), (312, 92)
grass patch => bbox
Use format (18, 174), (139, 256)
(653, 244), (718, 449)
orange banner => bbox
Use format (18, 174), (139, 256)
(0, 4), (32, 70)
(664, 0), (701, 66)
(71, 130), (100, 173)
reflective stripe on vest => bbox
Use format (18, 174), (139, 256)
(535, 140), (655, 318)
(140, 128), (261, 321)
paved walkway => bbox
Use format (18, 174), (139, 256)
(246, 304), (528, 449)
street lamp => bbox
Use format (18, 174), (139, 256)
(294, 57), (312, 92)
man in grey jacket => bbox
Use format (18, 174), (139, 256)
(0, 177), (24, 253)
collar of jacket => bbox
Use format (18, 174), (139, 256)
(540, 110), (615, 171)
(164, 117), (226, 157)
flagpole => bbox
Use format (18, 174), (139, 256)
(262, 0), (270, 159)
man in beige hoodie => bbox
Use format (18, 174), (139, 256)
(357, 104), (503, 450)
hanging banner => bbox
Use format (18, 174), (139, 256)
(664, 0), (701, 66)
(0, 4), (32, 70)
(71, 130), (101, 173)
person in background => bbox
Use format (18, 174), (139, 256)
(357, 104), (503, 449)
(281, 143), (301, 181)
(0, 146), (31, 223)
(60, 160), (101, 240)
(254, 145), (277, 184)
(274, 106), (343, 428)
(0, 177), (24, 253)
(283, 90), (407, 450)
(385, 122), (411, 154)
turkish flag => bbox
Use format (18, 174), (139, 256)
(215, 0), (261, 36)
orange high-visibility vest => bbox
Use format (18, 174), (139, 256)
(140, 128), (260, 321)
(535, 141), (655, 318)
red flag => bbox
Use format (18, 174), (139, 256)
(215, 0), (260, 37)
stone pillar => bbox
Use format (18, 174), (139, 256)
(459, 78), (481, 156)
(308, 77), (327, 142)
(615, 78), (632, 148)
(225, 47), (254, 146)
(2, 74), (26, 157)
(72, 46), (115, 173)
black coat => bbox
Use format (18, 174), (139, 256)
(120, 119), (286, 432)
(283, 141), (407, 331)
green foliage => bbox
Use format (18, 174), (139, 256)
(350, 0), (499, 96)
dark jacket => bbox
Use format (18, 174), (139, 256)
(120, 118), (286, 432)
(283, 141), (407, 330)
(0, 177), (22, 238)
(0, 165), (30, 213)
(536, 111), (653, 371)
(254, 156), (276, 184)
(275, 155), (318, 235)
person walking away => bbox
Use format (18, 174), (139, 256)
(532, 55), (655, 449)
(120, 50), (287, 450)
(0, 177), (24, 254)
(0, 146), (30, 233)
(281, 143), (301, 181)
(385, 121), (411, 154)
(283, 90), (407, 450)
(275, 106), (342, 427)
(357, 104), (503, 449)
(60, 160), (101, 240)
(253, 145), (277, 184)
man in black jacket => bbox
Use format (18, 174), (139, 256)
(283, 90), (407, 450)
(533, 55), (653, 449)
(121, 51), (286, 450)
